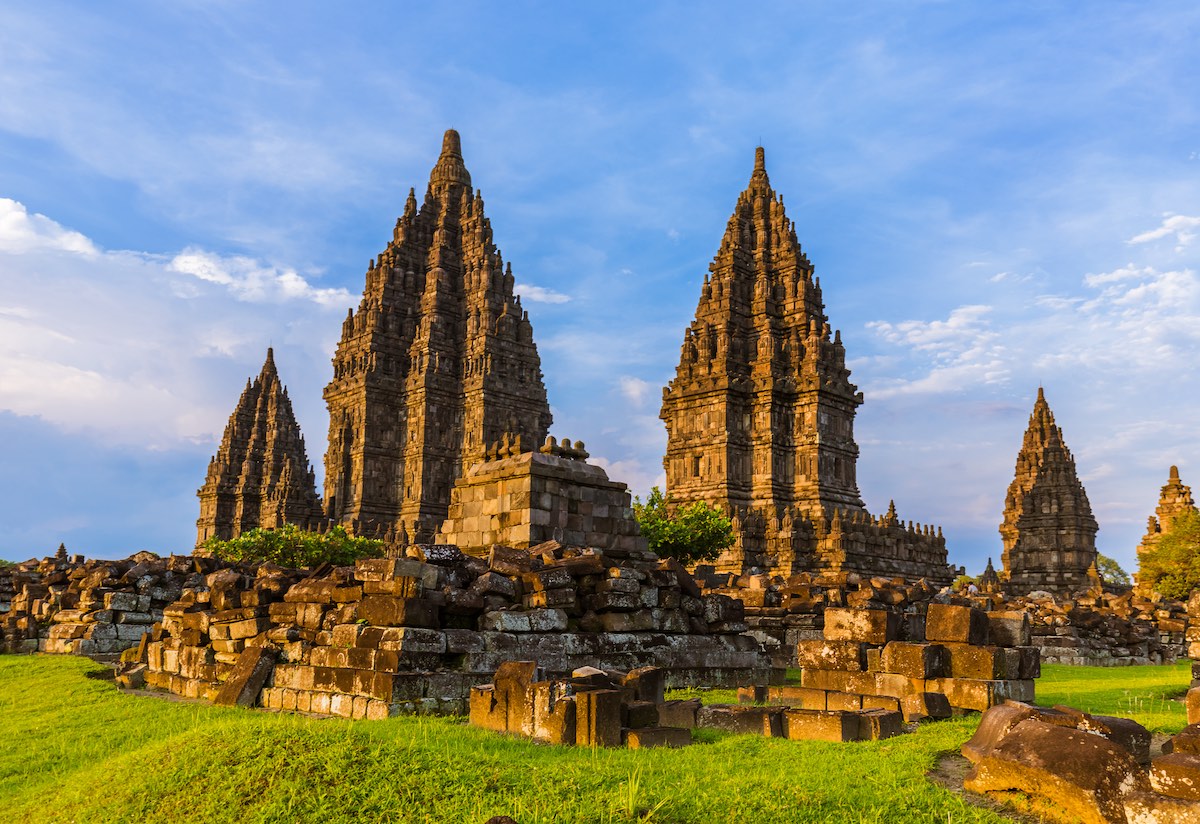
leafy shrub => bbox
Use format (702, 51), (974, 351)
(1138, 510), (1200, 600)
(632, 486), (733, 565)
(202, 524), (384, 569)
(1096, 553), (1131, 588)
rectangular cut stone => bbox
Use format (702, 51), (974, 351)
(823, 608), (901, 645)
(357, 596), (439, 628)
(925, 604), (989, 645)
(624, 727), (691, 749)
(658, 699), (701, 729)
(944, 644), (1008, 680)
(213, 646), (278, 708)
(881, 642), (949, 679)
(796, 640), (869, 672)
(858, 709), (904, 740)
(826, 692), (863, 711)
(577, 689), (623, 747)
(987, 611), (1032, 647)
(782, 709), (864, 742)
(695, 705), (782, 737)
(901, 692), (952, 721)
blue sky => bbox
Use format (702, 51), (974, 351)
(2, 2), (1199, 577)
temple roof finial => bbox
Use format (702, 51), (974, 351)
(755, 146), (766, 172)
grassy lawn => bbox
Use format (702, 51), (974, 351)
(0, 656), (1191, 823)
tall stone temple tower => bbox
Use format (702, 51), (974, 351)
(660, 146), (953, 584)
(323, 130), (552, 542)
(196, 348), (324, 546)
(999, 388), (1099, 594)
(1135, 466), (1197, 594)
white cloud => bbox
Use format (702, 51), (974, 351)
(169, 248), (353, 307)
(514, 282), (570, 304)
(0, 198), (350, 448)
(0, 198), (97, 256)
(1128, 214), (1200, 247)
(617, 376), (654, 408)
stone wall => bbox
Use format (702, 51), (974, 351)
(139, 543), (769, 718)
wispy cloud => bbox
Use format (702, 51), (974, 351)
(1128, 214), (1200, 247)
(169, 248), (352, 307)
(514, 282), (570, 304)
(0, 198), (97, 256)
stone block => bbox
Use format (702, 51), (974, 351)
(823, 608), (901, 645)
(213, 646), (278, 708)
(858, 709), (904, 740)
(987, 611), (1032, 647)
(1123, 790), (1200, 823)
(861, 694), (902, 713)
(531, 682), (576, 745)
(782, 709), (863, 742)
(624, 727), (691, 749)
(380, 627), (446, 654)
(1189, 687), (1200, 725)
(928, 678), (1034, 712)
(489, 545), (535, 576)
(1151, 753), (1200, 800)
(826, 691), (863, 711)
(658, 699), (701, 729)
(880, 642), (949, 679)
(925, 603), (989, 645)
(964, 719), (1149, 824)
(577, 689), (623, 747)
(621, 667), (666, 704)
(695, 705), (782, 737)
(796, 640), (868, 672)
(357, 596), (439, 628)
(1167, 723), (1200, 756)
(481, 611), (532, 633)
(944, 644), (1007, 680)
(525, 609), (569, 632)
(901, 692), (952, 722)
(623, 701), (660, 729)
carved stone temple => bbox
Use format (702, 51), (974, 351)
(998, 388), (1099, 594)
(1135, 465), (1197, 594)
(659, 147), (953, 585)
(322, 130), (552, 542)
(196, 348), (324, 546)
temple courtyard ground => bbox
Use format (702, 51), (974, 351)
(0, 656), (1189, 823)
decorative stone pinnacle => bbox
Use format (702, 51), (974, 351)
(442, 128), (462, 158)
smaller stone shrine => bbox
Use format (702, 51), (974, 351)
(999, 388), (1099, 595)
(436, 435), (644, 556)
(1135, 465), (1197, 596)
(196, 348), (323, 547)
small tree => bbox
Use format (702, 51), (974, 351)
(1138, 510), (1200, 600)
(633, 486), (734, 565)
(202, 524), (384, 569)
(1095, 553), (1131, 588)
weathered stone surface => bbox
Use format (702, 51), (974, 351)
(1151, 753), (1200, 801)
(881, 642), (949, 679)
(196, 348), (323, 546)
(577, 689), (622, 747)
(696, 705), (783, 737)
(213, 646), (279, 708)
(795, 640), (868, 672)
(823, 608), (900, 645)
(1136, 466), (1198, 596)
(987, 611), (1033, 647)
(782, 709), (863, 742)
(926, 604), (989, 645)
(999, 389), (1099, 595)
(658, 146), (952, 585)
(322, 131), (552, 543)
(1123, 790), (1200, 823)
(965, 716), (1149, 824)
(624, 727), (692, 749)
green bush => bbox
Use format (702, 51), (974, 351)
(1096, 553), (1131, 588)
(202, 524), (384, 569)
(633, 486), (733, 565)
(1138, 509), (1200, 600)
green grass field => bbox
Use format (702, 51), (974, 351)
(0, 656), (1191, 823)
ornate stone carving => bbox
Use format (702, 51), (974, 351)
(1135, 465), (1197, 594)
(322, 130), (552, 542)
(196, 348), (323, 546)
(660, 146), (952, 584)
(999, 388), (1099, 594)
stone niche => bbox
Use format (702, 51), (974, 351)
(436, 435), (646, 556)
